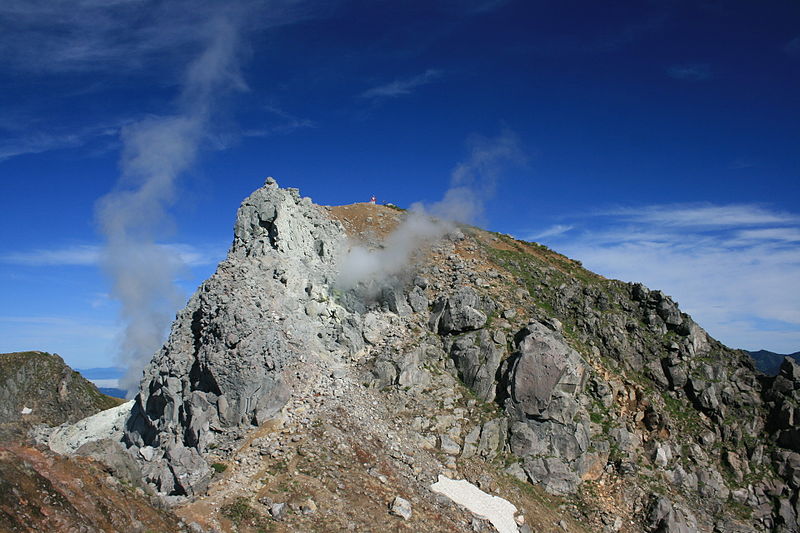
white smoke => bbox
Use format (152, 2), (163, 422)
(338, 130), (524, 289)
(96, 15), (244, 397)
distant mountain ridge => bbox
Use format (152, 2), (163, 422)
(747, 349), (800, 375)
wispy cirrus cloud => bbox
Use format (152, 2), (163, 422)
(0, 0), (316, 75)
(666, 63), (712, 81)
(523, 203), (800, 353)
(1, 243), (224, 267)
(242, 105), (316, 137)
(0, 125), (120, 161)
(0, 1), (322, 164)
(525, 224), (574, 240)
(360, 69), (443, 99)
(607, 203), (798, 228)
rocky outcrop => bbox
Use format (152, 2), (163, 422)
(430, 287), (491, 334)
(764, 358), (800, 531)
(447, 330), (504, 402)
(123, 178), (361, 496)
(646, 496), (696, 533)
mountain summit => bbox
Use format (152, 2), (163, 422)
(36, 180), (800, 532)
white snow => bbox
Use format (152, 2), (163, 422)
(430, 475), (519, 533)
(21, 406), (32, 415)
(45, 400), (134, 454)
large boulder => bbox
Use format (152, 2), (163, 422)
(501, 321), (590, 494)
(430, 287), (489, 334)
(506, 322), (587, 424)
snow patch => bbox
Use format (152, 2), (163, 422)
(430, 475), (519, 533)
(21, 406), (32, 415)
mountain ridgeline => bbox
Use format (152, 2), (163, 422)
(748, 350), (800, 377)
(36, 180), (800, 532)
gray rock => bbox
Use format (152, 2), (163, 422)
(372, 360), (397, 388)
(74, 438), (146, 490)
(461, 426), (481, 459)
(499, 322), (593, 495)
(270, 502), (287, 520)
(439, 434), (461, 455)
(506, 322), (587, 423)
(408, 286), (429, 313)
(382, 286), (412, 316)
(523, 456), (581, 495)
(431, 287), (488, 334)
(780, 357), (800, 382)
(477, 418), (507, 459)
(663, 363), (688, 390)
(646, 496), (695, 533)
(449, 330), (504, 401)
(390, 496), (412, 520)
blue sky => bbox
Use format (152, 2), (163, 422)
(1, 0), (798, 371)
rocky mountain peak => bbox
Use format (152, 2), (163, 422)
(122, 179), (360, 496)
(34, 181), (800, 532)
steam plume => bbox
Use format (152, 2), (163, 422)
(338, 130), (524, 289)
(96, 16), (243, 396)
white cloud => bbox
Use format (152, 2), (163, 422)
(257, 105), (316, 135)
(666, 63), (712, 81)
(1, 243), (224, 267)
(526, 224), (574, 240)
(524, 203), (800, 353)
(1, 245), (100, 266)
(0, 125), (120, 161)
(608, 203), (798, 228)
(734, 228), (800, 243)
(0, 0), (315, 75)
(360, 69), (443, 99)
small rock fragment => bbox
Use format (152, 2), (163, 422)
(270, 502), (287, 520)
(389, 496), (412, 520)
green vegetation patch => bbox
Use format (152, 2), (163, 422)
(221, 497), (272, 531)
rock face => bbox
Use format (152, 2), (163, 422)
(123, 179), (360, 495)
(0, 351), (121, 441)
